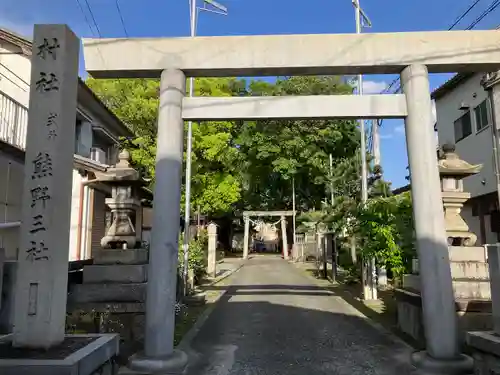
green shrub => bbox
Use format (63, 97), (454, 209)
(178, 230), (208, 281)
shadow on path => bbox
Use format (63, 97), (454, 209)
(182, 257), (414, 375)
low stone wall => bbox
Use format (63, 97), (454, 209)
(467, 332), (500, 375)
(67, 303), (145, 365)
(395, 288), (492, 348)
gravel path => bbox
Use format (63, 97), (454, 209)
(183, 255), (414, 375)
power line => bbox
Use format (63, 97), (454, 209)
(83, 0), (102, 37)
(449, 0), (483, 29)
(115, 0), (129, 37)
(75, 0), (97, 36)
(466, 0), (500, 29)
(380, 0), (496, 127)
(382, 0), (489, 95)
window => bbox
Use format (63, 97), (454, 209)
(474, 99), (491, 132)
(454, 111), (472, 142)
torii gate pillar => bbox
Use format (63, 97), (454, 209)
(281, 215), (289, 260)
(128, 69), (188, 373)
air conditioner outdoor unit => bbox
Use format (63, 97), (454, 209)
(91, 147), (107, 164)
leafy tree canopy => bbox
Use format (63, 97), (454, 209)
(87, 75), (368, 217)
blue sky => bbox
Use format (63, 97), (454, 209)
(1, 0), (499, 188)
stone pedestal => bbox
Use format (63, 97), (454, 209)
(0, 334), (119, 375)
(396, 246), (492, 346)
(68, 247), (149, 362)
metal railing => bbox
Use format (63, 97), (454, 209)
(0, 91), (28, 150)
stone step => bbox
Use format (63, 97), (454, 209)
(402, 274), (491, 299)
(449, 246), (487, 262)
(452, 279), (491, 300)
(69, 283), (146, 304)
(93, 249), (148, 265)
(450, 261), (489, 280)
(83, 264), (148, 284)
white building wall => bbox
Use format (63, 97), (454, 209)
(68, 172), (84, 261)
(435, 73), (495, 198)
(0, 39), (94, 262)
(0, 155), (23, 259)
(0, 41), (30, 107)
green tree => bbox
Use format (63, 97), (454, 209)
(86, 77), (245, 215)
(353, 192), (415, 277)
(237, 76), (360, 212)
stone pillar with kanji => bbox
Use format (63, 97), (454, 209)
(13, 24), (79, 349)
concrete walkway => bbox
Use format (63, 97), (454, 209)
(182, 255), (414, 375)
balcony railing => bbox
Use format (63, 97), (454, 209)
(0, 91), (28, 150)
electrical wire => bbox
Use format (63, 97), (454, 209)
(115, 0), (129, 37)
(379, 0), (496, 129)
(466, 0), (500, 29)
(75, 0), (97, 36)
(83, 0), (102, 37)
(449, 0), (483, 29)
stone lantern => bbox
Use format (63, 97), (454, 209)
(95, 149), (143, 249)
(438, 143), (482, 246)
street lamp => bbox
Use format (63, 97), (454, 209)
(183, 0), (228, 296)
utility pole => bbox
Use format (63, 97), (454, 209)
(483, 72), (500, 213)
(353, 0), (370, 204)
(352, 0), (377, 301)
(329, 153), (334, 205)
(183, 0), (228, 296)
(372, 120), (381, 166)
(292, 177), (296, 244)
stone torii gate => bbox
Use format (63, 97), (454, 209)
(242, 210), (294, 260)
(81, 29), (500, 374)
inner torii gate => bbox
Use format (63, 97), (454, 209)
(78, 28), (500, 374)
(242, 210), (294, 260)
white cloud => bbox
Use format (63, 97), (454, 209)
(394, 124), (405, 134)
(362, 80), (387, 94)
(379, 124), (405, 140)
